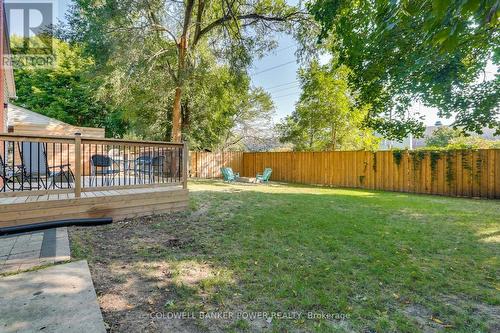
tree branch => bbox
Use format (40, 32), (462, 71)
(182, 0), (196, 38)
(150, 24), (179, 44)
(148, 49), (177, 81)
(145, 0), (178, 43)
(193, 0), (206, 44)
(194, 11), (304, 45)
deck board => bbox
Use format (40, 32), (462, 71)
(0, 197), (16, 205)
(0, 185), (188, 228)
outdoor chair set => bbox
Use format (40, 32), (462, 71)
(220, 167), (272, 183)
(89, 154), (168, 186)
(1, 141), (171, 191)
(1, 142), (75, 191)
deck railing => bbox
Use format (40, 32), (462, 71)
(0, 133), (188, 197)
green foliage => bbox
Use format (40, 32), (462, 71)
(410, 150), (426, 167)
(94, 40), (274, 148)
(462, 150), (473, 173)
(66, 0), (299, 144)
(184, 66), (275, 150)
(307, 0), (500, 139)
(12, 36), (127, 137)
(277, 61), (379, 151)
(446, 136), (500, 150)
(425, 127), (464, 147)
(475, 152), (484, 184)
(392, 149), (404, 166)
(430, 151), (442, 181)
(445, 151), (455, 186)
(426, 136), (500, 150)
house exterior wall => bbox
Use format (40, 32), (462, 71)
(2, 76), (11, 132)
(1, 1), (16, 134)
(0, 0), (4, 134)
(1, 87), (6, 132)
(378, 136), (413, 150)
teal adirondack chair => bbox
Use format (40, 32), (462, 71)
(256, 168), (272, 183)
(221, 167), (239, 182)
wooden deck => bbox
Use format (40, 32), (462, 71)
(0, 185), (189, 228)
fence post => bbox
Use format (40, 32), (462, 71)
(182, 141), (188, 189)
(74, 133), (82, 197)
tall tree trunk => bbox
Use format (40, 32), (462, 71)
(172, 87), (183, 142)
(331, 124), (337, 151)
(171, 36), (188, 179)
(171, 0), (195, 142)
(172, 36), (188, 143)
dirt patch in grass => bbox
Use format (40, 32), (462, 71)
(403, 296), (500, 333)
(403, 304), (447, 333)
(69, 205), (242, 333)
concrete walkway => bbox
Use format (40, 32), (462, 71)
(0, 260), (106, 333)
(0, 229), (107, 332)
(0, 228), (70, 274)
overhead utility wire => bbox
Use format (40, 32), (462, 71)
(264, 80), (300, 90)
(273, 44), (296, 53)
(269, 84), (301, 94)
(273, 92), (301, 99)
(252, 60), (296, 75)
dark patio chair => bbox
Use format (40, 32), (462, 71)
(18, 142), (75, 189)
(0, 153), (24, 191)
(90, 154), (121, 186)
(134, 155), (166, 184)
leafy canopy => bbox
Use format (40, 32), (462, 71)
(11, 36), (127, 137)
(425, 126), (500, 149)
(425, 127), (464, 147)
(307, 0), (500, 140)
(61, 0), (302, 146)
(277, 61), (379, 151)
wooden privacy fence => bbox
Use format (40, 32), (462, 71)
(190, 150), (500, 199)
(189, 151), (244, 178)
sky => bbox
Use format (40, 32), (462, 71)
(7, 0), (497, 128)
(248, 33), (301, 123)
(250, 31), (497, 126)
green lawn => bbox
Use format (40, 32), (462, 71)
(71, 180), (500, 332)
